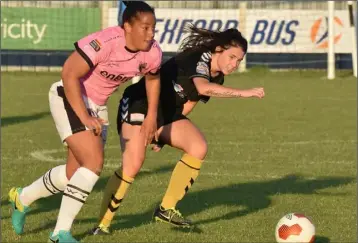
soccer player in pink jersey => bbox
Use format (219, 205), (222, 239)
(8, 2), (162, 242)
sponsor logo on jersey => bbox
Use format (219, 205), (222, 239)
(89, 39), (101, 52)
(100, 70), (131, 82)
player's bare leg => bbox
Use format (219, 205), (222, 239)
(49, 130), (103, 243)
(91, 123), (146, 235)
(8, 147), (81, 235)
(153, 119), (207, 227)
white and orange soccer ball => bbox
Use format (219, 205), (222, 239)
(275, 213), (315, 243)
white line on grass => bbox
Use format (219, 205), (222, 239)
(3, 150), (350, 179)
(27, 147), (354, 169)
(210, 139), (356, 146)
(23, 138), (354, 176)
(15, 153), (356, 167)
(30, 149), (65, 163)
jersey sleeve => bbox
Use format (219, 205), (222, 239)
(187, 52), (218, 103)
(188, 52), (211, 81)
(146, 41), (162, 75)
(74, 29), (111, 69)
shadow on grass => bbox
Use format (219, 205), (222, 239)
(314, 235), (331, 243)
(8, 164), (174, 235)
(78, 174), (352, 240)
(4, 172), (352, 240)
(1, 112), (50, 127)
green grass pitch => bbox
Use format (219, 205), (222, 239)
(1, 69), (356, 242)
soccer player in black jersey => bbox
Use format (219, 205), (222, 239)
(91, 26), (265, 234)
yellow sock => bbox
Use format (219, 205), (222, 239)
(161, 154), (203, 209)
(98, 169), (134, 228)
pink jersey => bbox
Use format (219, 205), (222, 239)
(74, 26), (162, 105)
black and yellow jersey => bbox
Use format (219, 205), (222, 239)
(124, 50), (225, 108)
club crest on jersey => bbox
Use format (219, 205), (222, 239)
(89, 39), (101, 52)
(196, 61), (209, 76)
(138, 62), (147, 73)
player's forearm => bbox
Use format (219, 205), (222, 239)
(182, 100), (197, 116)
(62, 77), (89, 121)
(199, 83), (242, 98)
(145, 77), (160, 117)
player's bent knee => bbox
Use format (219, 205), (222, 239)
(186, 141), (208, 160)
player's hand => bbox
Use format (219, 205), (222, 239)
(239, 87), (265, 99)
(151, 142), (164, 152)
(81, 115), (106, 136)
(141, 114), (158, 146)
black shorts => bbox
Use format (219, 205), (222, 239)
(116, 94), (187, 135)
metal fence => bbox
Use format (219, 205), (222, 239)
(1, 1), (354, 71)
(0, 1), (350, 10)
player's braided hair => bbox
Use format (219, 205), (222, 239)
(121, 1), (155, 27)
(178, 24), (248, 55)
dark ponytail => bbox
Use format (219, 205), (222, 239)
(178, 25), (248, 55)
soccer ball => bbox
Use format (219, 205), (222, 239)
(275, 213), (315, 243)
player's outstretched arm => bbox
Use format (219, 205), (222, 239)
(193, 77), (265, 99)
